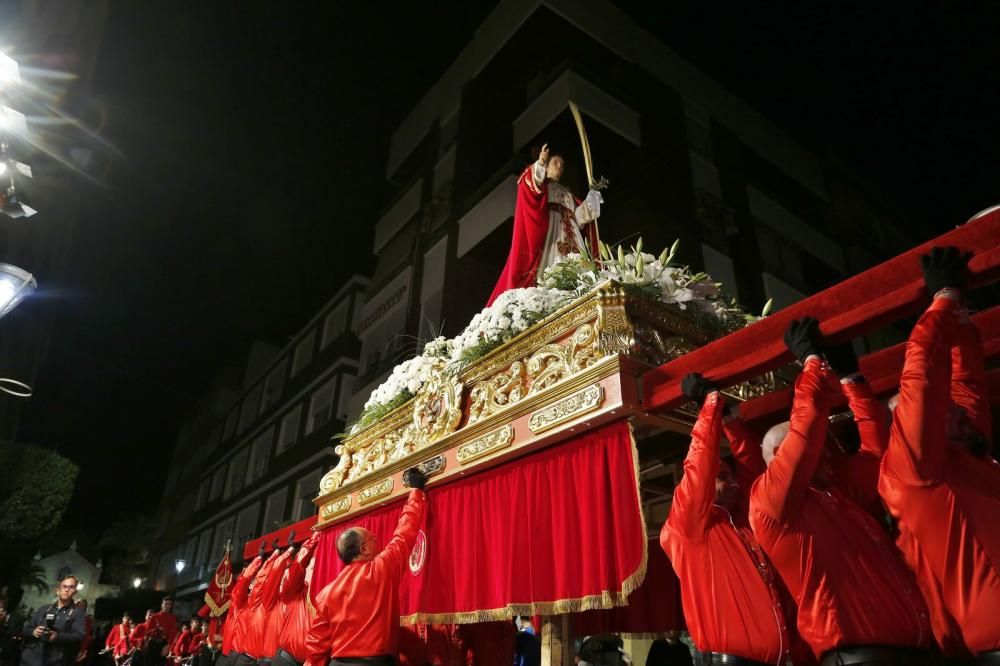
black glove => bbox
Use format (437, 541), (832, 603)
(823, 342), (859, 378)
(680, 373), (718, 405)
(783, 317), (822, 363)
(403, 467), (427, 490)
(920, 246), (971, 295)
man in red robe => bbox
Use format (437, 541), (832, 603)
(246, 546), (293, 664)
(275, 533), (321, 666)
(879, 246), (1000, 659)
(305, 467), (427, 666)
(749, 319), (932, 664)
(487, 144), (601, 306)
(129, 610), (154, 651)
(660, 373), (798, 665)
(222, 556), (263, 666)
(148, 597), (178, 664)
(104, 613), (134, 665)
(168, 625), (192, 664)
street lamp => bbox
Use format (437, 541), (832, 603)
(132, 578), (142, 589)
(174, 559), (187, 575)
(0, 262), (35, 320)
(0, 53), (20, 87)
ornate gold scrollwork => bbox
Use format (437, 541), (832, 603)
(596, 287), (636, 356)
(456, 424), (514, 464)
(526, 323), (599, 395)
(319, 444), (353, 495)
(467, 361), (527, 425)
(412, 372), (464, 448)
(321, 496), (352, 519)
(358, 477), (394, 505)
(528, 383), (604, 433)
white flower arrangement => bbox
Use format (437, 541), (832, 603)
(348, 239), (767, 434)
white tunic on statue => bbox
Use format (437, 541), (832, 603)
(531, 160), (602, 276)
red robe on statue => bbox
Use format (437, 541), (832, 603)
(486, 163), (599, 306)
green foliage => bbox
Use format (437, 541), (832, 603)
(344, 389), (415, 436)
(0, 441), (79, 542)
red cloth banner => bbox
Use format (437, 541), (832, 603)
(204, 547), (234, 617)
(573, 538), (684, 637)
(311, 421), (646, 624)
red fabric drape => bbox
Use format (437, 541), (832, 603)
(487, 165), (550, 306)
(311, 421), (646, 624)
(573, 538), (684, 637)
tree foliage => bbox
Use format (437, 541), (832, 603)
(0, 441), (79, 542)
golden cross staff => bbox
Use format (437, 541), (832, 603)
(568, 101), (608, 257)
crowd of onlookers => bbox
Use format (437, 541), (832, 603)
(0, 582), (215, 666)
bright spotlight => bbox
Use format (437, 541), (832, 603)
(174, 559), (187, 574)
(132, 578), (142, 589)
(0, 106), (26, 134)
(0, 54), (20, 86)
(0, 262), (36, 319)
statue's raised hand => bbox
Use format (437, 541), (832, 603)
(538, 143), (549, 166)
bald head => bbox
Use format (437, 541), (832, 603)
(337, 527), (376, 564)
(887, 393), (900, 412)
(763, 421), (790, 465)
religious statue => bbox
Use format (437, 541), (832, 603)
(487, 143), (604, 305)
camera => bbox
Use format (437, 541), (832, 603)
(42, 611), (56, 637)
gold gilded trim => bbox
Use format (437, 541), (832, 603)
(456, 424), (514, 465)
(320, 496), (351, 519)
(528, 384), (603, 433)
(357, 477), (394, 505)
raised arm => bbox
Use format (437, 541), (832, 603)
(231, 556), (263, 610)
(260, 548), (294, 610)
(951, 312), (991, 446)
(722, 411), (766, 491)
(280, 533), (320, 603)
(664, 375), (725, 543)
(374, 485), (427, 578)
(753, 318), (836, 523)
(884, 247), (968, 484)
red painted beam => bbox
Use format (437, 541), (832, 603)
(242, 514), (317, 561)
(737, 306), (1000, 427)
(642, 209), (1000, 413)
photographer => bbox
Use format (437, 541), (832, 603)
(20, 576), (87, 666)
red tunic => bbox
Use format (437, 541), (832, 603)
(750, 358), (931, 658)
(224, 556), (263, 656)
(105, 623), (133, 657)
(661, 393), (793, 664)
(170, 631), (192, 658)
(305, 490), (427, 662)
(244, 549), (287, 658)
(188, 632), (205, 656)
(129, 622), (149, 648)
(254, 547), (294, 659)
(278, 533), (321, 662)
(149, 612), (179, 649)
(879, 296), (1000, 655)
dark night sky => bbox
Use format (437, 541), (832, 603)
(16, 1), (999, 540)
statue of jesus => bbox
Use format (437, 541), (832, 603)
(486, 143), (603, 305)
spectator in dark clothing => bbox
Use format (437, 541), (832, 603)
(20, 576), (87, 666)
(513, 618), (540, 666)
(646, 634), (692, 666)
(1, 597), (24, 666)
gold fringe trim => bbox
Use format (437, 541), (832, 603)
(399, 422), (647, 625)
(203, 596), (230, 618)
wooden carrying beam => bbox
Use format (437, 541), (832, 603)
(642, 208), (1000, 413)
(735, 305), (1000, 428)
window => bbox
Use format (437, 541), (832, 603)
(291, 330), (316, 376)
(260, 359), (287, 416)
(277, 404), (302, 452)
(223, 449), (249, 499)
(209, 467), (226, 501)
(212, 517), (236, 562)
(306, 376), (338, 435)
(262, 488), (288, 533)
(224, 408), (239, 440)
(195, 479), (210, 511)
(195, 529), (212, 566)
(239, 385), (263, 433)
(293, 470), (322, 521)
(321, 300), (350, 350)
(245, 428), (273, 485)
(234, 503), (260, 557)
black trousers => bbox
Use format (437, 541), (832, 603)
(694, 653), (766, 666)
(820, 646), (932, 666)
(330, 658), (396, 666)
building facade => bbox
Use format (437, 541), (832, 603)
(149, 277), (367, 598)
